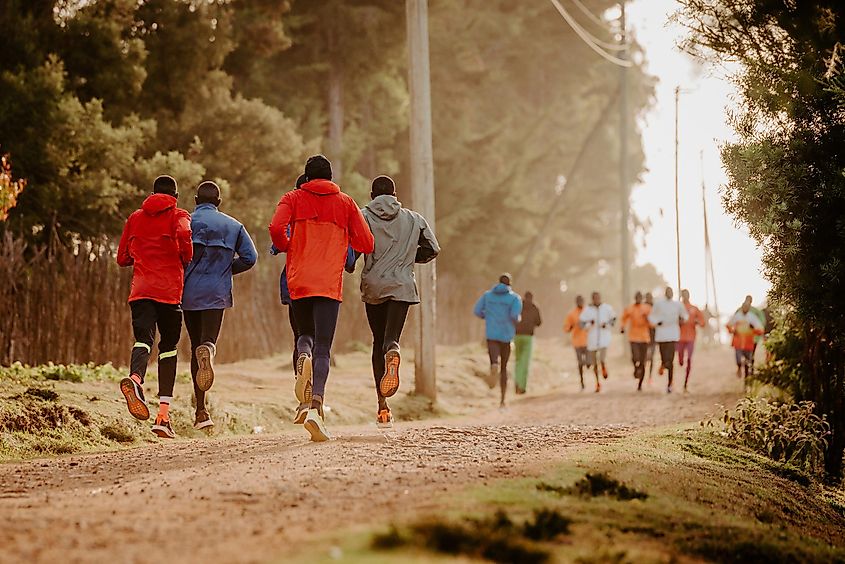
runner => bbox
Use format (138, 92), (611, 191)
(727, 300), (764, 387)
(645, 291), (657, 382)
(269, 155), (374, 441)
(182, 181), (257, 431)
(578, 291), (616, 393)
(473, 273), (523, 408)
(563, 295), (589, 390)
(514, 291), (542, 394)
(355, 175), (439, 428)
(678, 289), (706, 392)
(647, 287), (688, 393)
(116, 175), (192, 438)
(620, 291), (652, 391)
(736, 295), (765, 374)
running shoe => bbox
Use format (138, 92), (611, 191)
(666, 386), (672, 394)
(119, 376), (150, 421)
(152, 416), (176, 438)
(658, 365), (665, 376)
(293, 402), (309, 425)
(294, 352), (313, 403)
(195, 343), (216, 392)
(377, 408), (394, 429)
(380, 348), (401, 398)
(601, 364), (608, 379)
(194, 410), (214, 431)
(487, 363), (499, 389)
(595, 382), (601, 393)
(303, 408), (331, 442)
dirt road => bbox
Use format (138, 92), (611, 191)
(0, 344), (742, 563)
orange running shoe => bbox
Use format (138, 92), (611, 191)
(601, 364), (608, 379)
(377, 408), (394, 429)
(151, 415), (175, 439)
(595, 382), (601, 393)
(120, 376), (150, 421)
(379, 348), (401, 398)
(658, 365), (665, 376)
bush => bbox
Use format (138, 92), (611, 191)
(721, 398), (830, 475)
(0, 361), (123, 383)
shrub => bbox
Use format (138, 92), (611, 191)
(721, 398), (830, 475)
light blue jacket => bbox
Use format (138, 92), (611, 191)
(473, 283), (522, 343)
(182, 203), (257, 310)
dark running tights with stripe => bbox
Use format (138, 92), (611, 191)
(129, 299), (182, 402)
(290, 296), (341, 404)
(487, 340), (511, 404)
(184, 309), (224, 412)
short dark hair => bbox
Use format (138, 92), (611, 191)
(196, 181), (220, 205)
(295, 174), (307, 188)
(304, 155), (332, 181)
(371, 175), (396, 197)
(153, 175), (177, 196)
(499, 273), (512, 285)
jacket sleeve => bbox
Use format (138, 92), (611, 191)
(232, 224), (258, 275)
(510, 295), (523, 324)
(116, 217), (133, 267)
(563, 312), (573, 333)
(415, 215), (440, 264)
(473, 294), (486, 319)
(348, 204), (375, 254)
(175, 210), (193, 266)
(269, 195), (293, 252)
(535, 305), (542, 327)
(678, 303), (689, 323)
(695, 309), (706, 327)
(345, 246), (358, 274)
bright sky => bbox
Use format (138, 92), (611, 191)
(624, 0), (770, 315)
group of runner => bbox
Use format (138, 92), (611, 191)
(116, 155), (439, 442)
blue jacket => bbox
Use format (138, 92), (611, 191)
(182, 203), (257, 310)
(473, 283), (522, 342)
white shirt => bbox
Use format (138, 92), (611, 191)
(648, 299), (689, 343)
(728, 311), (763, 331)
(579, 303), (617, 351)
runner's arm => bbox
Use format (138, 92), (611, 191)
(232, 224), (257, 275)
(348, 204), (375, 254)
(116, 217), (133, 267)
(175, 209), (193, 266)
(269, 196), (293, 252)
(473, 294), (486, 319)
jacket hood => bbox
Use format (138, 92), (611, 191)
(142, 193), (177, 215)
(365, 194), (401, 220)
(301, 179), (340, 195)
(491, 283), (512, 295)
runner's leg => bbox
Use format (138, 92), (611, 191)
(309, 298), (341, 408)
(184, 310), (203, 410)
(155, 302), (183, 422)
(129, 300), (156, 383)
(684, 341), (694, 388)
(499, 341), (511, 405)
(574, 347), (585, 389)
(288, 306), (299, 375)
(365, 302), (388, 409)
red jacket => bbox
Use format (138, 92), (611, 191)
(269, 179), (374, 302)
(117, 194), (193, 304)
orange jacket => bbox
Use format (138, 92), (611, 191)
(727, 311), (763, 351)
(563, 306), (588, 348)
(269, 180), (374, 302)
(680, 302), (706, 342)
(621, 303), (652, 343)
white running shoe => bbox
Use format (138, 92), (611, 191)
(294, 353), (313, 403)
(303, 408), (331, 442)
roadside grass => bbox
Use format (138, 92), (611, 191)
(328, 428), (845, 563)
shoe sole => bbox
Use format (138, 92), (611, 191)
(295, 355), (313, 403)
(119, 378), (150, 421)
(380, 350), (401, 398)
(151, 425), (175, 439)
(304, 419), (330, 442)
(377, 421), (394, 429)
(194, 419), (214, 431)
(195, 345), (215, 392)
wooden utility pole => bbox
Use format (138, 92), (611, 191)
(406, 0), (437, 400)
(674, 86), (682, 294)
(619, 1), (630, 307)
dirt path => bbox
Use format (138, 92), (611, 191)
(0, 345), (741, 563)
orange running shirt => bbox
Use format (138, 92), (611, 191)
(563, 306), (588, 348)
(680, 303), (706, 343)
(621, 303), (652, 343)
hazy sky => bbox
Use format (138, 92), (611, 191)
(624, 0), (770, 314)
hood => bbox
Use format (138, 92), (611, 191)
(491, 283), (512, 295)
(301, 179), (340, 195)
(142, 193), (177, 215)
(365, 194), (401, 220)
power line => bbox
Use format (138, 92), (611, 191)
(567, 0), (626, 51)
(548, 0), (632, 66)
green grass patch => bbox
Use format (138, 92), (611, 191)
(363, 428), (845, 563)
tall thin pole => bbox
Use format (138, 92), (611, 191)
(619, 1), (630, 307)
(674, 85), (682, 294)
(406, 0), (437, 400)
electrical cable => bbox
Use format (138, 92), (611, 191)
(548, 0), (632, 65)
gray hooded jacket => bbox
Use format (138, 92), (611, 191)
(360, 194), (440, 304)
